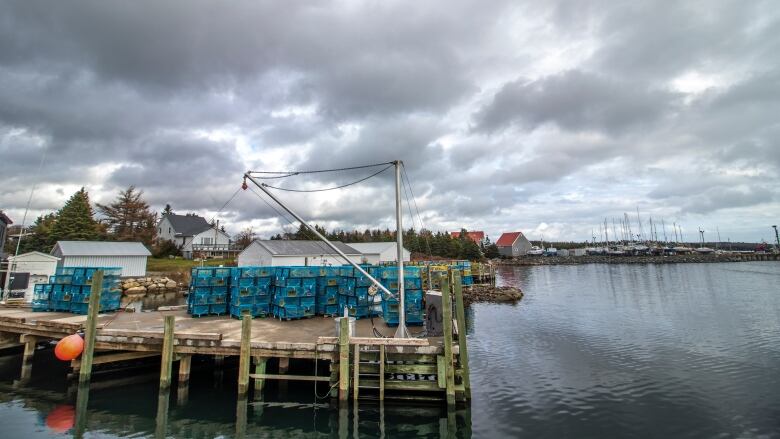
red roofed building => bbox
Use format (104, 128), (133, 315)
(450, 231), (485, 244)
(496, 231), (532, 257)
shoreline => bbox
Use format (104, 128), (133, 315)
(496, 253), (779, 266)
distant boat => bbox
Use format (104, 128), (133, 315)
(694, 247), (715, 254)
(527, 245), (544, 256)
(673, 246), (693, 253)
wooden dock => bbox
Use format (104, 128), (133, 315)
(0, 270), (472, 407)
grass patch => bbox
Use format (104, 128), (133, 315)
(147, 257), (236, 273)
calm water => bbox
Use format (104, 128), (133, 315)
(1, 262), (778, 438)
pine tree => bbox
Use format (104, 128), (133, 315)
(49, 188), (101, 242)
(162, 204), (173, 216)
(17, 213), (58, 253)
(96, 186), (158, 245)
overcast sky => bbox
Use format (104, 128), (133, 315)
(1, 1), (778, 243)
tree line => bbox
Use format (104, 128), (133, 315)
(5, 185), (497, 261)
(269, 224), (498, 261)
(7, 186), (160, 255)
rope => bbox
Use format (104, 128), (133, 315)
(248, 161), (394, 176)
(261, 164), (393, 193)
(401, 163), (432, 257)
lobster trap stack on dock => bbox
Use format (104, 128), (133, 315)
(32, 266), (122, 314)
(379, 266), (424, 326)
(229, 266), (274, 318)
(187, 267), (231, 317)
(271, 267), (317, 320)
(315, 267), (341, 316)
(337, 266), (377, 319)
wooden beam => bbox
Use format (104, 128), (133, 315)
(79, 270), (103, 385)
(71, 351), (159, 370)
(442, 272), (456, 406)
(317, 336), (429, 346)
(338, 317), (349, 402)
(237, 311), (252, 395)
(353, 343), (360, 401)
(159, 315), (175, 389)
(452, 271), (472, 400)
(248, 373), (330, 382)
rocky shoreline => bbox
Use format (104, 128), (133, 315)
(462, 284), (523, 305)
(497, 253), (778, 266)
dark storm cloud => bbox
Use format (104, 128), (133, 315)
(473, 70), (679, 134)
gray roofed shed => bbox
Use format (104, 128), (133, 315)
(255, 240), (360, 256)
(51, 241), (150, 277)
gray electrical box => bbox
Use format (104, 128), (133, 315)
(425, 290), (444, 336)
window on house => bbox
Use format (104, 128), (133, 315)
(168, 227), (171, 234)
(202, 237), (213, 245)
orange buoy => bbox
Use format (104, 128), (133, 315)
(45, 405), (75, 433)
(54, 334), (84, 361)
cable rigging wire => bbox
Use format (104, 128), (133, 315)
(401, 163), (432, 257)
(261, 164), (393, 193)
(248, 161), (394, 176)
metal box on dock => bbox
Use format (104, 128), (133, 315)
(424, 290), (453, 337)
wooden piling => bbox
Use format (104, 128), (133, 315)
(154, 388), (170, 439)
(159, 315), (175, 389)
(452, 271), (471, 400)
(178, 354), (192, 383)
(78, 270), (103, 385)
(253, 356), (268, 399)
(21, 334), (37, 361)
(237, 311), (252, 395)
(338, 316), (350, 402)
(441, 272), (456, 407)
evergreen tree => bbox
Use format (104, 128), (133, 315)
(49, 188), (101, 242)
(162, 204), (173, 216)
(96, 186), (158, 245)
(17, 213), (58, 253)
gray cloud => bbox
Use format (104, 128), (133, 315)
(1, 0), (778, 243)
(473, 70), (679, 134)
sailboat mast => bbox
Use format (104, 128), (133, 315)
(662, 219), (668, 243)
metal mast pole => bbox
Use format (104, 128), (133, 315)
(394, 161), (409, 338)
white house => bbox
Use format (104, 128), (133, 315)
(51, 241), (151, 277)
(4, 251), (60, 302)
(157, 213), (231, 259)
(496, 232), (532, 257)
(346, 242), (411, 265)
(238, 240), (363, 267)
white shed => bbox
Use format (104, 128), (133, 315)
(51, 241), (151, 277)
(5, 251), (60, 302)
(238, 240), (362, 267)
(346, 242), (411, 265)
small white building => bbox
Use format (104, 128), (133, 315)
(51, 241), (151, 277)
(347, 242), (411, 265)
(5, 251), (60, 302)
(238, 240), (362, 267)
(157, 213), (231, 259)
